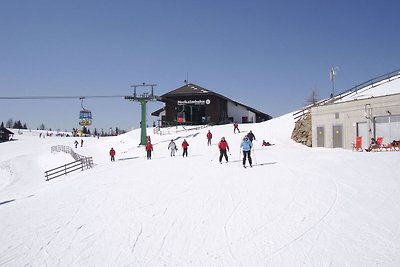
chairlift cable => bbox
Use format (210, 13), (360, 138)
(0, 95), (126, 100)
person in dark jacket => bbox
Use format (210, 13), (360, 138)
(365, 138), (377, 152)
(218, 137), (230, 163)
(262, 140), (273, 146)
(181, 139), (189, 157)
(247, 130), (256, 143)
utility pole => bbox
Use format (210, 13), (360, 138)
(125, 83), (160, 145)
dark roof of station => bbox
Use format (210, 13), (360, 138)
(160, 83), (271, 118)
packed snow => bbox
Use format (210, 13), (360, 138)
(337, 73), (400, 103)
(1, 113), (400, 266)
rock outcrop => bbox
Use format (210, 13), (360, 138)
(291, 113), (312, 147)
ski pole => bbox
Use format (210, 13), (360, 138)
(252, 148), (258, 165)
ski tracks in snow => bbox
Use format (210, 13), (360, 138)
(130, 223), (143, 255)
(264, 171), (339, 263)
(224, 201), (243, 266)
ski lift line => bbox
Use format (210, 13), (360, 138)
(0, 95), (127, 100)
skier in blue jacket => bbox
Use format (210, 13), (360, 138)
(240, 136), (253, 167)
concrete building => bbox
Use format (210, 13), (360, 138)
(311, 71), (400, 149)
(152, 83), (272, 126)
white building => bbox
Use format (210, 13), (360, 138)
(311, 70), (400, 149)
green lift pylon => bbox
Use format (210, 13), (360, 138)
(125, 83), (159, 146)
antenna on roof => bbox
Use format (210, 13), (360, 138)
(330, 66), (339, 98)
(184, 72), (189, 84)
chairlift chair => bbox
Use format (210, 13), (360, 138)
(79, 98), (92, 126)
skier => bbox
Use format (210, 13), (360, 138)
(233, 122), (240, 133)
(109, 147), (116, 162)
(168, 139), (177, 157)
(206, 130), (212, 146)
(145, 141), (153, 159)
(80, 139), (84, 147)
(74, 140), (79, 149)
(247, 130), (256, 143)
(218, 137), (230, 163)
(240, 136), (253, 168)
(181, 139), (189, 157)
(262, 140), (271, 146)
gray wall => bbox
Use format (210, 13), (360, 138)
(311, 93), (400, 149)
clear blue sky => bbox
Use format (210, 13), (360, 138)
(1, 0), (399, 131)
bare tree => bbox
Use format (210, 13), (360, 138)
(306, 87), (319, 106)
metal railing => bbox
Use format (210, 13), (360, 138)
(293, 69), (400, 120)
(155, 123), (210, 135)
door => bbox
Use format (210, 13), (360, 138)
(356, 122), (368, 148)
(316, 126), (325, 147)
(332, 125), (343, 148)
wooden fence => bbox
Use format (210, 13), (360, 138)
(45, 157), (93, 181)
(45, 145), (94, 181)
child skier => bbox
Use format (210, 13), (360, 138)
(109, 147), (116, 162)
(207, 130), (212, 146)
(168, 139), (177, 157)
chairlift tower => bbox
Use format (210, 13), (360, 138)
(125, 83), (160, 145)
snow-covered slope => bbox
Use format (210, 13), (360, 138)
(1, 113), (399, 266)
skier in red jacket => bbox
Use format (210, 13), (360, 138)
(181, 139), (189, 157)
(109, 147), (116, 162)
(233, 122), (240, 133)
(218, 137), (230, 163)
(145, 141), (153, 159)
(206, 130), (212, 146)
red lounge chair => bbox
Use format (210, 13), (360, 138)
(352, 136), (363, 152)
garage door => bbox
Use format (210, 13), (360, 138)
(375, 115), (400, 143)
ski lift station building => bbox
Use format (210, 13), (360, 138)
(310, 69), (400, 150)
(152, 83), (272, 126)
